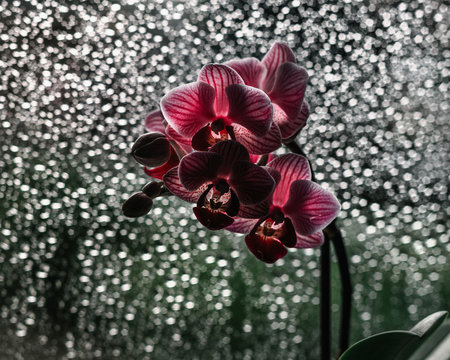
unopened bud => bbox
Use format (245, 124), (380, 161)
(142, 181), (163, 198)
(122, 192), (153, 218)
(131, 132), (171, 168)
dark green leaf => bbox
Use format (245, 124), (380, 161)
(339, 311), (448, 360)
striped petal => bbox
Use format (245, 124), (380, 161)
(226, 84), (273, 137)
(295, 231), (324, 249)
(268, 154), (311, 207)
(210, 140), (250, 174)
(262, 42), (296, 93)
(160, 82), (216, 137)
(197, 64), (244, 116)
(278, 101), (309, 141)
(162, 167), (206, 203)
(144, 109), (166, 133)
(283, 180), (340, 236)
(225, 217), (258, 234)
(233, 122), (282, 155)
(225, 58), (266, 88)
(268, 62), (308, 121)
(178, 151), (222, 191)
(229, 161), (275, 205)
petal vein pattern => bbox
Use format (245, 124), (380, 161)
(161, 82), (216, 137)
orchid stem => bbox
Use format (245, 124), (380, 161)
(285, 140), (352, 358)
(320, 235), (331, 360)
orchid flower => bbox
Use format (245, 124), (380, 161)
(163, 140), (275, 230)
(226, 42), (309, 141)
(226, 154), (340, 263)
(160, 64), (282, 155)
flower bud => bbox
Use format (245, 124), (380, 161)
(131, 132), (171, 168)
(142, 181), (163, 198)
(122, 192), (153, 218)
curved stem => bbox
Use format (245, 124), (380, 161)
(285, 140), (352, 357)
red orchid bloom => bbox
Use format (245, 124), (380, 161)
(226, 42), (310, 141)
(136, 109), (192, 180)
(160, 64), (282, 155)
(163, 140), (275, 230)
(226, 154), (340, 264)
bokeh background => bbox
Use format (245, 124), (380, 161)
(0, 0), (448, 359)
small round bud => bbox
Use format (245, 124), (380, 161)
(131, 132), (171, 168)
(142, 181), (162, 198)
(122, 192), (153, 218)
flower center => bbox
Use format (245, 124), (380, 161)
(204, 180), (232, 213)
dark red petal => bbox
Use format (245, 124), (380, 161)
(122, 192), (153, 218)
(280, 101), (309, 141)
(225, 58), (266, 88)
(225, 217), (259, 234)
(162, 167), (204, 203)
(268, 62), (308, 120)
(268, 154), (311, 207)
(197, 64), (244, 116)
(233, 122), (282, 155)
(226, 84), (273, 137)
(144, 146), (180, 180)
(191, 124), (215, 151)
(145, 109), (166, 133)
(209, 140), (250, 174)
(295, 231), (324, 249)
(278, 217), (297, 248)
(229, 161), (275, 205)
(245, 234), (287, 264)
(178, 151), (222, 191)
(226, 189), (240, 217)
(238, 201), (270, 219)
(193, 206), (234, 230)
(262, 42), (296, 93)
(283, 180), (341, 235)
(160, 82), (216, 137)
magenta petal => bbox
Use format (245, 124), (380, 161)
(162, 167), (204, 203)
(245, 234), (287, 264)
(209, 140), (250, 173)
(225, 58), (266, 88)
(295, 231), (324, 249)
(276, 101), (309, 140)
(197, 64), (244, 116)
(268, 62), (308, 120)
(268, 154), (311, 207)
(193, 206), (234, 230)
(262, 42), (296, 93)
(145, 109), (166, 133)
(229, 161), (275, 205)
(178, 151), (222, 191)
(160, 82), (216, 137)
(233, 122), (282, 155)
(226, 84), (273, 137)
(283, 180), (340, 235)
(225, 217), (258, 234)
(166, 125), (192, 153)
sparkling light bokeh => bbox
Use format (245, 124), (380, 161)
(0, 0), (448, 359)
